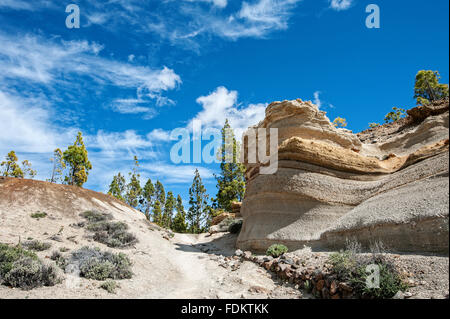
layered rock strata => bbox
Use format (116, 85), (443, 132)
(237, 99), (449, 253)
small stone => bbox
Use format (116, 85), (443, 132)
(393, 291), (405, 299)
(339, 282), (353, 292)
(248, 286), (270, 294)
(316, 280), (325, 291)
(235, 249), (243, 257)
(330, 281), (338, 295)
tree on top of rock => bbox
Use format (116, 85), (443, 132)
(49, 148), (66, 183)
(63, 132), (92, 187)
(414, 70), (449, 105)
(214, 119), (246, 212)
(1, 151), (23, 178)
(108, 172), (126, 202)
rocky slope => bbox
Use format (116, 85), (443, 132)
(237, 99), (449, 253)
(0, 177), (300, 299)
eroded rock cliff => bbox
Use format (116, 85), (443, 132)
(237, 99), (449, 253)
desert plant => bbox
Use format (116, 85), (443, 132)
(333, 117), (348, 128)
(23, 240), (52, 252)
(266, 244), (288, 258)
(80, 211), (112, 223)
(328, 240), (407, 299)
(88, 221), (137, 248)
(228, 220), (243, 234)
(369, 123), (380, 129)
(384, 107), (406, 123)
(50, 251), (68, 269)
(414, 70), (449, 105)
(81, 211), (137, 248)
(67, 247), (132, 281)
(31, 212), (47, 219)
(100, 279), (119, 294)
(0, 244), (59, 290)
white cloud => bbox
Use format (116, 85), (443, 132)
(0, 32), (181, 113)
(0, 0), (50, 10)
(147, 129), (172, 142)
(185, 0), (228, 9)
(0, 90), (73, 154)
(191, 86), (266, 139)
(83, 0), (301, 44)
(313, 91), (322, 108)
(329, 0), (353, 11)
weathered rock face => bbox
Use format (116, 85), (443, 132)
(237, 99), (449, 253)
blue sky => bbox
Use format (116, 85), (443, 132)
(0, 0), (448, 206)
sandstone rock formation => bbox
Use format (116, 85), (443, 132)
(237, 99), (449, 253)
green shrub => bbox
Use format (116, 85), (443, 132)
(81, 212), (137, 248)
(228, 220), (243, 234)
(31, 212), (47, 219)
(0, 244), (59, 290)
(67, 247), (132, 281)
(80, 211), (112, 223)
(328, 241), (407, 299)
(23, 240), (52, 252)
(100, 279), (119, 294)
(50, 251), (68, 269)
(266, 244), (288, 258)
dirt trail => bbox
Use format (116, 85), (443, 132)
(0, 175), (301, 299)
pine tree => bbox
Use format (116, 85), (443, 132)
(108, 173), (126, 202)
(414, 70), (449, 105)
(153, 200), (163, 225)
(155, 180), (166, 211)
(142, 179), (155, 220)
(21, 160), (36, 179)
(49, 148), (65, 183)
(214, 119), (246, 212)
(163, 191), (176, 229)
(187, 169), (211, 234)
(172, 195), (187, 233)
(63, 132), (92, 187)
(0, 151), (23, 178)
(125, 156), (142, 208)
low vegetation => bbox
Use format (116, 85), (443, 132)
(80, 211), (138, 248)
(266, 244), (289, 258)
(100, 279), (119, 294)
(66, 247), (132, 281)
(0, 243), (59, 290)
(30, 211), (47, 219)
(50, 251), (68, 269)
(328, 240), (407, 299)
(22, 240), (52, 252)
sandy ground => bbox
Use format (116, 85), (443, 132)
(0, 178), (447, 299)
(0, 230), (302, 299)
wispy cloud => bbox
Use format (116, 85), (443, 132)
(81, 0), (302, 45)
(329, 0), (353, 11)
(0, 32), (181, 117)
